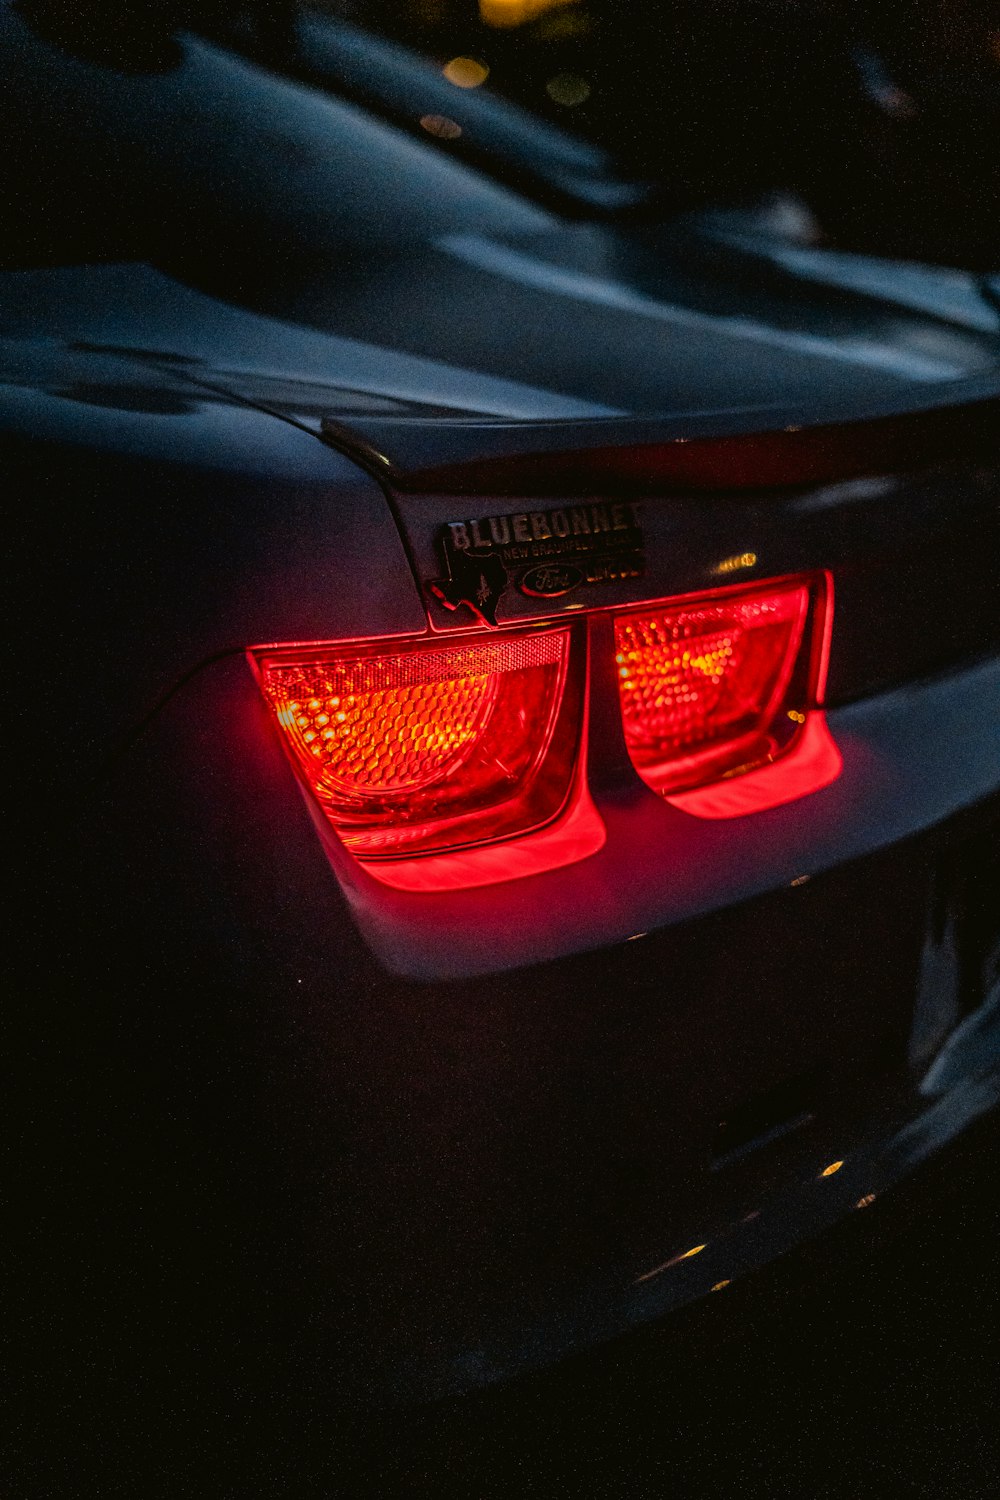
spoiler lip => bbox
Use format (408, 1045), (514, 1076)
(320, 375), (1000, 496)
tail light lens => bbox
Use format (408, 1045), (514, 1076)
(615, 577), (825, 797)
(252, 625), (582, 859)
(252, 574), (835, 879)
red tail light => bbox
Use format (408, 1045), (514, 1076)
(252, 625), (582, 859)
(252, 574), (838, 885)
(614, 577), (828, 798)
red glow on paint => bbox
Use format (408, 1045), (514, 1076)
(360, 757), (605, 889)
(666, 711), (842, 818)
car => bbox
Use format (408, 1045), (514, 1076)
(6, 0), (999, 1425)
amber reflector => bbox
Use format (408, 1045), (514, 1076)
(253, 628), (579, 858)
(615, 579), (815, 795)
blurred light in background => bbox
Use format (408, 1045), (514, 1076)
(420, 114), (463, 139)
(480, 0), (580, 30)
(443, 56), (490, 89)
(712, 552), (758, 576)
(545, 71), (591, 106)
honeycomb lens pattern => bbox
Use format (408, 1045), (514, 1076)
(615, 583), (809, 789)
(255, 630), (573, 856)
(266, 662), (499, 795)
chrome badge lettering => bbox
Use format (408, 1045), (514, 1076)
(428, 502), (644, 623)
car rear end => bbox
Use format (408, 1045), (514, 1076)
(282, 394), (999, 1396)
(13, 374), (997, 1412)
(5, 0), (999, 1421)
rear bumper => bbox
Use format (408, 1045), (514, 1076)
(383, 1035), (1000, 1402)
(25, 651), (1000, 1410)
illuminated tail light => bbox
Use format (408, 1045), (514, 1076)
(251, 626), (582, 859)
(615, 576), (828, 797)
(252, 574), (836, 880)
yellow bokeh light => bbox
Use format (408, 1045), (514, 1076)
(712, 552), (758, 576)
(442, 57), (490, 89)
(480, 0), (578, 28)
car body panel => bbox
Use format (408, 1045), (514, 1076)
(0, 264), (617, 423)
(1, 339), (426, 791)
(195, 224), (1000, 423)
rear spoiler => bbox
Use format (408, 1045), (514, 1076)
(321, 376), (1000, 496)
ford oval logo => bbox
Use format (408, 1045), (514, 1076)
(519, 563), (585, 599)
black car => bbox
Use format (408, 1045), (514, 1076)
(6, 0), (999, 1423)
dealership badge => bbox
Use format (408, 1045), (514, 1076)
(427, 503), (645, 625)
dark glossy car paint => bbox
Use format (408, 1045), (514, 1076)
(5, 3), (999, 1406)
